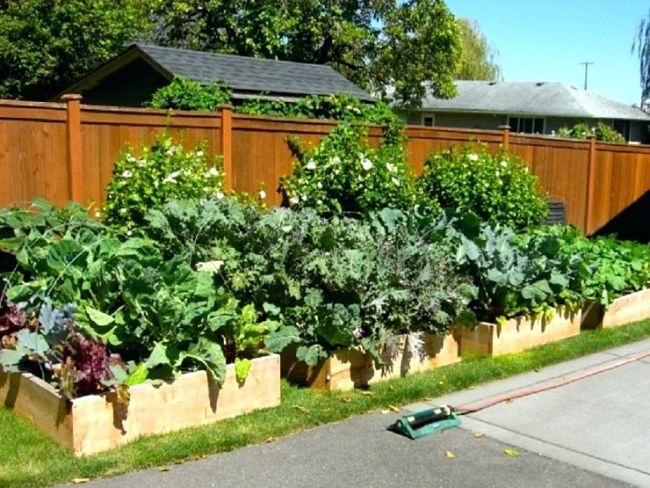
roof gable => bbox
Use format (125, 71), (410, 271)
(419, 81), (650, 121)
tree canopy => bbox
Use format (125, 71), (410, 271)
(633, 9), (650, 110)
(0, 0), (462, 107)
(0, 0), (152, 100)
(456, 18), (501, 81)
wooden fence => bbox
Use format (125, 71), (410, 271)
(2, 97), (650, 235)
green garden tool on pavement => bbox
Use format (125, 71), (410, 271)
(388, 405), (460, 439)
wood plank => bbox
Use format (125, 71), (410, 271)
(282, 332), (460, 391)
(460, 309), (582, 356)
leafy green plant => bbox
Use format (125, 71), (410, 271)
(420, 143), (548, 229)
(556, 122), (625, 143)
(103, 134), (225, 233)
(545, 226), (650, 306)
(280, 123), (428, 215)
(149, 75), (232, 111)
(453, 220), (582, 321)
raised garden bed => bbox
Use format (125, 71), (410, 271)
(281, 332), (460, 391)
(460, 309), (582, 356)
(0, 354), (280, 456)
(582, 288), (650, 330)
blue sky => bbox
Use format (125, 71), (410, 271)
(445, 0), (648, 106)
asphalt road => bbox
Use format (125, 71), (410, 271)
(67, 339), (650, 488)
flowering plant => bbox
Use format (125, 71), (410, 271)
(103, 134), (224, 233)
(419, 144), (548, 229)
(280, 123), (429, 215)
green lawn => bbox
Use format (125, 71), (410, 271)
(3, 319), (650, 488)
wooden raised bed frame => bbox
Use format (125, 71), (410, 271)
(282, 332), (460, 391)
(460, 309), (581, 357)
(582, 288), (650, 330)
(0, 354), (280, 456)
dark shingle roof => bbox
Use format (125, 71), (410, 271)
(418, 81), (650, 121)
(134, 43), (373, 101)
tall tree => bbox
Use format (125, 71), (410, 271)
(633, 9), (650, 110)
(0, 0), (152, 100)
(151, 0), (461, 108)
(456, 18), (501, 81)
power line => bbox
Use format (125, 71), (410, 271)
(579, 61), (594, 90)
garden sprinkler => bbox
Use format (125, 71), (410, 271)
(388, 405), (460, 439)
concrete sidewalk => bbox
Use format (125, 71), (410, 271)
(67, 339), (650, 488)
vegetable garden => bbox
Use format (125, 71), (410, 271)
(1, 102), (649, 456)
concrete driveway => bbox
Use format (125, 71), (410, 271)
(66, 339), (650, 488)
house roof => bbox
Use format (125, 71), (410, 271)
(418, 81), (650, 121)
(59, 43), (374, 102)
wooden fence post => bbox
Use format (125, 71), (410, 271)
(498, 124), (510, 149)
(62, 94), (83, 203)
(584, 134), (597, 234)
(220, 105), (233, 192)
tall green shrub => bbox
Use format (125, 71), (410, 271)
(419, 144), (548, 229)
(103, 135), (224, 232)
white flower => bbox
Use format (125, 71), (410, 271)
(259, 190), (267, 199)
(289, 196), (299, 205)
(126, 155), (137, 163)
(305, 160), (317, 170)
(386, 163), (397, 173)
(281, 225), (293, 233)
(215, 191), (225, 200)
(469, 153), (479, 161)
(361, 157), (373, 171)
(196, 260), (224, 274)
(301, 194), (308, 201)
(391, 177), (400, 186)
(205, 167), (220, 178)
(163, 170), (182, 184)
(137, 158), (147, 167)
(119, 208), (127, 215)
(94, 211), (102, 218)
(317, 182), (323, 189)
(196, 150), (204, 157)
(126, 230), (132, 237)
(121, 170), (133, 178)
(329, 156), (341, 165)
(500, 160), (508, 168)
(317, 199), (323, 205)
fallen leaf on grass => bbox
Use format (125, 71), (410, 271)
(294, 405), (310, 413)
(193, 454), (207, 461)
(387, 404), (400, 413)
(360, 390), (374, 396)
(71, 479), (90, 484)
(264, 436), (276, 443)
(157, 466), (171, 472)
(445, 450), (455, 459)
(473, 432), (485, 438)
(504, 448), (520, 457)
(380, 409), (391, 415)
(341, 396), (352, 403)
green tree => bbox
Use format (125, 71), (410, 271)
(0, 0), (152, 100)
(151, 0), (461, 108)
(632, 9), (650, 109)
(456, 18), (501, 81)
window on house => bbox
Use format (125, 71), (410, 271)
(508, 117), (544, 134)
(423, 116), (434, 127)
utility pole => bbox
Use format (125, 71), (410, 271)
(579, 61), (594, 90)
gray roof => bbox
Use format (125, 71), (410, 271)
(419, 81), (650, 121)
(134, 43), (373, 101)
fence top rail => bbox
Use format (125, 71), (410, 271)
(0, 99), (65, 110)
(79, 103), (223, 119)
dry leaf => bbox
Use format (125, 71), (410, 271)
(445, 450), (455, 459)
(380, 409), (390, 414)
(473, 432), (485, 438)
(504, 399), (514, 404)
(71, 479), (90, 484)
(264, 436), (275, 443)
(388, 404), (400, 413)
(504, 448), (520, 457)
(294, 405), (310, 413)
(157, 466), (171, 472)
(193, 454), (207, 461)
(360, 390), (374, 396)
(341, 396), (352, 403)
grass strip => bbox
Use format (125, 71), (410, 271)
(2, 319), (650, 488)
